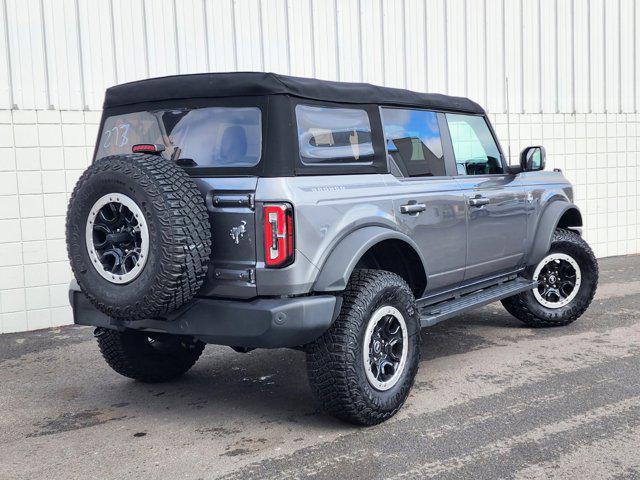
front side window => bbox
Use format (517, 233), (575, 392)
(295, 105), (374, 165)
(96, 107), (262, 168)
(381, 108), (445, 177)
(446, 114), (503, 175)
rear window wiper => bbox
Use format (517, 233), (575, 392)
(175, 158), (197, 167)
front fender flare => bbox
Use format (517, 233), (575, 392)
(527, 201), (582, 266)
(313, 226), (427, 292)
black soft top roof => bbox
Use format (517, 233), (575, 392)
(103, 72), (484, 114)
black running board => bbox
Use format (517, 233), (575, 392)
(420, 278), (537, 327)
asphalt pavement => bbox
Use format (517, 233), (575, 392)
(1, 254), (639, 479)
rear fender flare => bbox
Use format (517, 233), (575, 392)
(313, 226), (428, 292)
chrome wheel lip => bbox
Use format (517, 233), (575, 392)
(533, 253), (582, 309)
(363, 305), (409, 391)
(85, 193), (149, 284)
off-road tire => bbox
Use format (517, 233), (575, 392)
(502, 228), (598, 327)
(306, 270), (420, 426)
(66, 154), (211, 320)
(95, 328), (205, 383)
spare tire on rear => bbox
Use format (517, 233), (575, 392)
(66, 154), (211, 320)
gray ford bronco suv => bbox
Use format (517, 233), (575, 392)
(67, 72), (598, 425)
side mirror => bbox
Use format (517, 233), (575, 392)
(520, 146), (546, 172)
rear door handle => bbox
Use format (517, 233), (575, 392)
(400, 203), (427, 214)
(468, 196), (490, 207)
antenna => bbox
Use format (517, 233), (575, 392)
(505, 76), (512, 164)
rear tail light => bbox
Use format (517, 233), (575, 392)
(263, 203), (294, 268)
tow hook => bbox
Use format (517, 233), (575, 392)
(93, 327), (107, 338)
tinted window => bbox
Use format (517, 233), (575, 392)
(446, 114), (503, 175)
(296, 105), (374, 165)
(96, 107), (262, 168)
(381, 108), (445, 177)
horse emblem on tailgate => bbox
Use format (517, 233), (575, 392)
(229, 220), (247, 244)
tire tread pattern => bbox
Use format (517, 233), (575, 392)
(96, 328), (205, 383)
(66, 154), (211, 320)
(502, 228), (598, 327)
(306, 269), (420, 426)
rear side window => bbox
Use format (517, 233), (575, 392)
(96, 107), (262, 168)
(446, 114), (503, 175)
(381, 108), (445, 177)
(295, 105), (374, 165)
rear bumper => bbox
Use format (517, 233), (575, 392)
(69, 282), (339, 348)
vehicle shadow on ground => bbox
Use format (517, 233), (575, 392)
(87, 345), (345, 430)
(419, 307), (526, 360)
(77, 308), (526, 428)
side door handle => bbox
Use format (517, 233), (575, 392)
(468, 196), (490, 207)
(400, 203), (427, 214)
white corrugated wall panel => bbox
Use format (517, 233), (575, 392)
(637, 0), (640, 112)
(556, 0), (574, 113)
(504, 0), (523, 113)
(261, 0), (290, 74)
(466, 0), (486, 108)
(589, 0), (606, 113)
(175, 0), (209, 73)
(311, 0), (338, 80)
(540, 0), (558, 113)
(445, 0), (466, 97)
(382, 0), (405, 88)
(620, 0), (635, 113)
(42, 0), (83, 110)
(286, 0), (315, 77)
(77, 0), (116, 109)
(1, 0), (639, 334)
(335, 0), (362, 83)
(484, 0), (504, 112)
(404, 0), (427, 92)
(145, 0), (179, 78)
(604, 0), (620, 113)
(5, 0), (48, 110)
(205, 0), (237, 72)
(424, 0), (447, 95)
(573, 0), (590, 113)
(0, 0), (13, 109)
(359, 0), (383, 85)
(234, 0), (263, 70)
(522, 0), (540, 113)
(111, 0), (147, 83)
(0, 0), (638, 113)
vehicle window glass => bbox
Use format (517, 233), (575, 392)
(295, 105), (374, 165)
(446, 114), (503, 175)
(96, 107), (262, 168)
(381, 108), (445, 177)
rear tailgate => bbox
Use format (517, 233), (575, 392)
(194, 177), (258, 299)
(93, 102), (266, 299)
